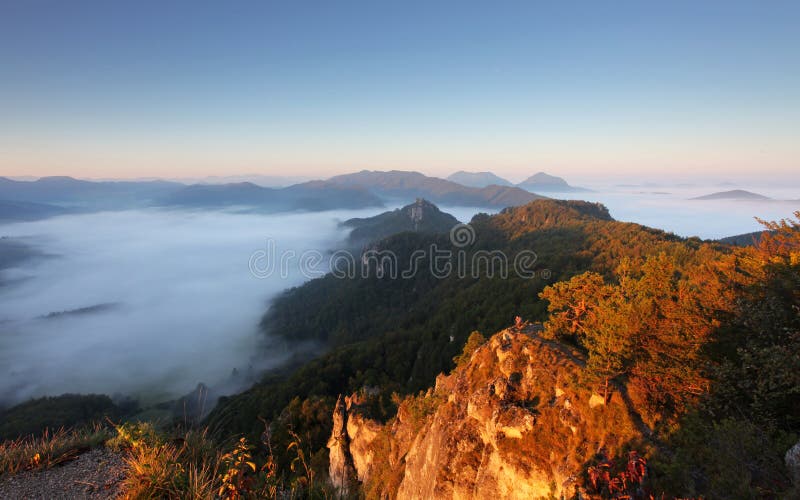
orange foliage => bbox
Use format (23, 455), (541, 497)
(540, 245), (743, 415)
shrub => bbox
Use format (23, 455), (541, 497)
(452, 330), (486, 369)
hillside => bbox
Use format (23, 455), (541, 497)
(446, 171), (513, 188)
(280, 181), (385, 211)
(326, 170), (544, 207)
(205, 204), (800, 498)
(162, 180), (383, 211)
(717, 230), (765, 246)
(0, 200), (74, 222)
(207, 199), (690, 463)
(341, 199), (458, 247)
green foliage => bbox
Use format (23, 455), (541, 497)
(266, 396), (335, 476)
(452, 330), (485, 369)
(108, 421), (162, 451)
(398, 390), (443, 432)
(707, 212), (800, 431)
(651, 415), (794, 498)
(0, 393), (123, 440)
(218, 437), (258, 498)
(361, 426), (403, 499)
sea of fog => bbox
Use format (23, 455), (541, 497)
(0, 207), (396, 408)
(0, 190), (797, 409)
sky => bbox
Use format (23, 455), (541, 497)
(1, 1), (798, 183)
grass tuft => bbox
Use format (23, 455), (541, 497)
(0, 424), (111, 477)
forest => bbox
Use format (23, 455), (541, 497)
(201, 201), (800, 497)
(1, 200), (797, 497)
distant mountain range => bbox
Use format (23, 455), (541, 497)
(168, 174), (313, 187)
(445, 170), (589, 193)
(446, 171), (513, 188)
(326, 170), (544, 207)
(4, 173), (793, 226)
(691, 189), (771, 201)
(341, 199), (459, 247)
(0, 176), (384, 213)
(0, 171), (547, 223)
(0, 176), (182, 209)
(0, 176), (385, 221)
(162, 180), (382, 211)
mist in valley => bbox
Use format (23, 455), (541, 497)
(0, 207), (388, 410)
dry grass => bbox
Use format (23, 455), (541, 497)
(0, 425), (111, 477)
(114, 422), (330, 499)
(110, 423), (221, 499)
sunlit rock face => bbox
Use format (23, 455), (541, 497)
(327, 395), (356, 494)
(329, 327), (646, 499)
(327, 392), (383, 494)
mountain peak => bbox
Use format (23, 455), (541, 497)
(691, 189), (771, 201)
(516, 172), (589, 193)
(523, 172), (568, 186)
(403, 198), (446, 224)
(342, 199), (458, 245)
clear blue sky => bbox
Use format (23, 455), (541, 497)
(1, 0), (798, 182)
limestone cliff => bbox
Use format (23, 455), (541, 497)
(327, 392), (384, 494)
(328, 326), (647, 499)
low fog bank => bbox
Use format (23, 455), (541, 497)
(556, 185), (799, 240)
(0, 207), (387, 410)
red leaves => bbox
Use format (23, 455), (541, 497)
(586, 450), (648, 499)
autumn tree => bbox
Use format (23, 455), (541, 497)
(540, 248), (738, 414)
(539, 272), (629, 401)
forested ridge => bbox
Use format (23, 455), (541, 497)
(2, 200), (797, 497)
(202, 200), (799, 497)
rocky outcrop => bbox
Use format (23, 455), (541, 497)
(341, 198), (459, 248)
(327, 395), (357, 494)
(327, 393), (383, 494)
(328, 327), (645, 499)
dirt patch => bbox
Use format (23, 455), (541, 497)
(0, 447), (125, 499)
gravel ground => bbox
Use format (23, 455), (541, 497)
(0, 447), (126, 499)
